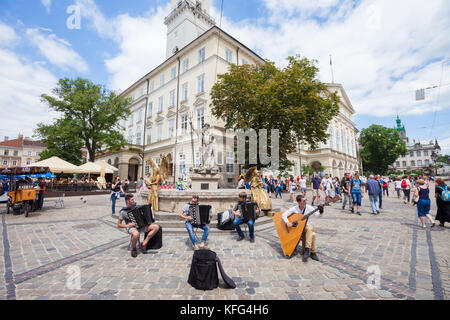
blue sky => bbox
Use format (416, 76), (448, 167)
(0, 0), (449, 153)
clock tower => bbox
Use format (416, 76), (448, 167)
(164, 0), (216, 59)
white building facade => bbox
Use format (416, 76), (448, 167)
(97, 0), (360, 185)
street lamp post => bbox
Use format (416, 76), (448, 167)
(431, 151), (438, 177)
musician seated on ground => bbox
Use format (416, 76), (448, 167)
(179, 195), (209, 250)
(282, 194), (323, 262)
(232, 192), (260, 243)
(117, 194), (160, 258)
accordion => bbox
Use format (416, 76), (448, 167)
(127, 204), (155, 229)
(188, 204), (212, 227)
(239, 201), (258, 222)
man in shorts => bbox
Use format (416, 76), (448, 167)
(320, 173), (333, 205)
(311, 173), (321, 206)
(117, 194), (160, 258)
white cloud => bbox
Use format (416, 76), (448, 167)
(0, 21), (20, 47)
(0, 47), (58, 139)
(74, 0), (170, 91)
(26, 28), (89, 73)
(41, 0), (52, 13)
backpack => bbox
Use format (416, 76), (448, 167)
(438, 186), (450, 202)
(401, 180), (407, 189)
(188, 249), (236, 290)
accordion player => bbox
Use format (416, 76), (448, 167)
(127, 204), (155, 229)
(238, 201), (259, 222)
(188, 204), (212, 227)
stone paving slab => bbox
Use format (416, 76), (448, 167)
(0, 186), (449, 300)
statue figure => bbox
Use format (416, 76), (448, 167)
(245, 167), (272, 211)
(145, 154), (171, 211)
(195, 123), (217, 171)
(96, 160), (107, 190)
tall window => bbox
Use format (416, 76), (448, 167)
(181, 114), (188, 134)
(2, 160), (7, 166)
(183, 58), (189, 73)
(411, 161), (415, 166)
(417, 151), (421, 157)
(225, 48), (233, 63)
(402, 161), (407, 167)
(197, 107), (205, 129)
(335, 128), (340, 152)
(13, 150), (18, 156)
(12, 160), (17, 166)
(195, 152), (200, 168)
(168, 119), (175, 138)
(160, 74), (165, 87)
(147, 127), (152, 144)
(149, 80), (155, 92)
(197, 74), (205, 93)
(158, 96), (163, 113)
(181, 82), (188, 101)
(396, 161), (400, 167)
(128, 130), (134, 144)
(226, 151), (234, 173)
(138, 108), (143, 122)
(217, 151), (223, 165)
(157, 124), (163, 142)
(425, 159), (430, 166)
(130, 112), (134, 126)
(139, 87), (144, 97)
(148, 102), (153, 117)
(423, 150), (428, 156)
(179, 154), (186, 174)
(198, 47), (205, 63)
(4, 150), (9, 156)
(328, 127), (334, 150)
(169, 90), (175, 107)
(418, 160), (422, 166)
(26, 159), (31, 165)
(136, 126), (142, 145)
(410, 152), (414, 157)
(170, 66), (177, 80)
(342, 129), (346, 154)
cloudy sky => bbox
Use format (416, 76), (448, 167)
(1, 0), (449, 153)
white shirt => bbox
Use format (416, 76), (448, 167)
(395, 180), (402, 189)
(282, 204), (321, 226)
(321, 178), (333, 190)
(299, 179), (307, 188)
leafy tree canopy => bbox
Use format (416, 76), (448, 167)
(38, 78), (131, 162)
(210, 55), (340, 172)
(360, 124), (407, 175)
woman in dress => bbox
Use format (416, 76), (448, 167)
(245, 167), (272, 211)
(435, 178), (450, 227)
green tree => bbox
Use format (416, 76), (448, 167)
(34, 118), (84, 165)
(359, 124), (407, 175)
(39, 78), (131, 162)
(210, 55), (340, 172)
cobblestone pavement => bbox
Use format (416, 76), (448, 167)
(0, 186), (448, 300)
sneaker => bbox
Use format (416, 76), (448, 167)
(237, 235), (245, 241)
(193, 244), (199, 250)
(376, 210), (380, 214)
(431, 223), (436, 228)
(250, 237), (255, 243)
(131, 249), (138, 258)
(310, 252), (320, 261)
(357, 212), (361, 216)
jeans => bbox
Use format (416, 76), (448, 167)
(275, 187), (282, 198)
(403, 189), (410, 202)
(383, 186), (389, 196)
(111, 194), (117, 214)
(185, 221), (209, 245)
(378, 192), (383, 208)
(38, 193), (45, 210)
(369, 195), (379, 213)
(233, 217), (255, 239)
(351, 192), (362, 206)
(342, 193), (350, 209)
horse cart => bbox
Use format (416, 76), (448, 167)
(0, 166), (51, 217)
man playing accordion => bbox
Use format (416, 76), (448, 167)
(232, 192), (260, 243)
(179, 195), (210, 250)
(117, 194), (160, 258)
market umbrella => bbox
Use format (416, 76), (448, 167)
(94, 160), (118, 173)
(77, 162), (114, 174)
(28, 157), (83, 174)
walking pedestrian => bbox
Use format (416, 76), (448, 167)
(299, 175), (307, 196)
(435, 178), (450, 227)
(367, 175), (380, 215)
(341, 173), (350, 211)
(111, 176), (124, 215)
(383, 176), (389, 197)
(412, 179), (435, 229)
(289, 176), (297, 202)
(395, 177), (402, 199)
(349, 172), (363, 215)
(311, 173), (321, 206)
(321, 173), (333, 205)
(377, 175), (384, 209)
(401, 175), (411, 204)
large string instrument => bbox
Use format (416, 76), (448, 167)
(188, 204), (212, 227)
(273, 195), (341, 258)
(127, 204), (155, 229)
(238, 201), (258, 222)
